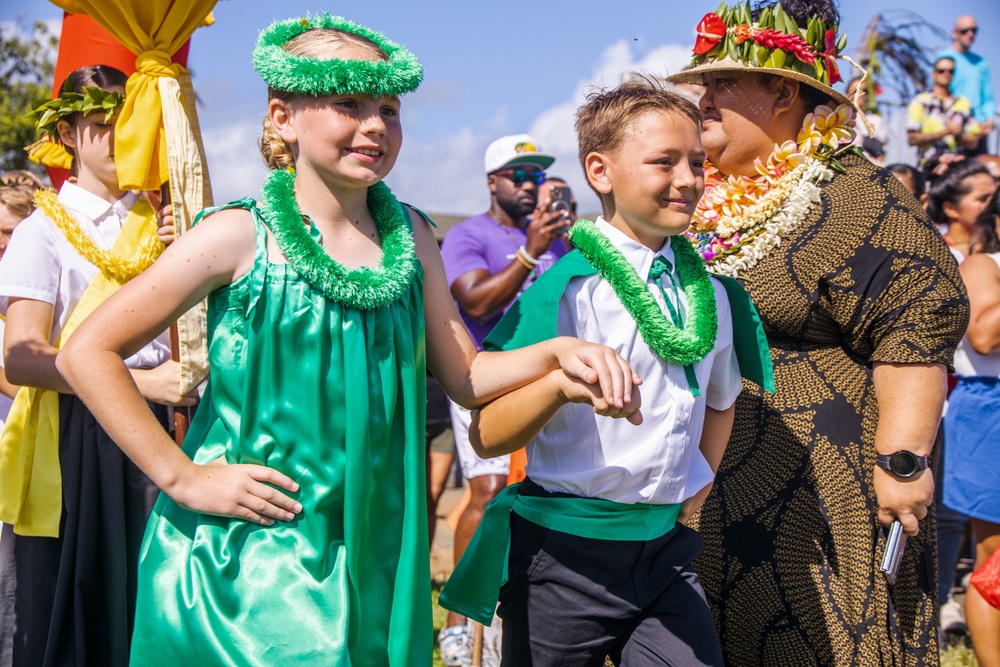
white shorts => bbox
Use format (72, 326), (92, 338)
(450, 402), (510, 480)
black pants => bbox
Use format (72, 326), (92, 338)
(498, 478), (724, 667)
(7, 395), (167, 667)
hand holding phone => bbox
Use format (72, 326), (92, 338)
(879, 520), (907, 585)
(548, 186), (574, 234)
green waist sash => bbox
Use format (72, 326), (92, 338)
(439, 482), (682, 626)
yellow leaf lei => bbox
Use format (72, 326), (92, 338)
(688, 103), (857, 278)
(33, 189), (164, 284)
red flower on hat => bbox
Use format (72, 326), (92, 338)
(694, 13), (727, 55)
(752, 29), (816, 65)
(823, 29), (841, 84)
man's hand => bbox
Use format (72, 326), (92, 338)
(524, 190), (569, 259)
(873, 466), (933, 536)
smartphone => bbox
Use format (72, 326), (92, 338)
(879, 520), (907, 585)
(548, 186), (573, 234)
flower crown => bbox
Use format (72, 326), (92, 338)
(691, 1), (847, 86)
(252, 14), (423, 98)
(24, 86), (125, 170)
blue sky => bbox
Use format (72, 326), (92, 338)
(4, 0), (999, 215)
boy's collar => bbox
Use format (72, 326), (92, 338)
(594, 216), (675, 282)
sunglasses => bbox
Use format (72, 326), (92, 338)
(958, 27), (978, 35)
(935, 67), (955, 74)
(495, 168), (546, 186)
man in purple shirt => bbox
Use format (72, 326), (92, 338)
(438, 134), (569, 664)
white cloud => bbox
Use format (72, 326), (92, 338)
(202, 121), (268, 206)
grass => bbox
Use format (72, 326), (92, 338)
(432, 583), (448, 667)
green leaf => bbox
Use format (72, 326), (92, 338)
(837, 32), (847, 52)
(768, 49), (787, 69)
(759, 7), (772, 27)
(755, 45), (771, 66)
(726, 36), (740, 61)
(715, 0), (727, 15)
(739, 2), (751, 25)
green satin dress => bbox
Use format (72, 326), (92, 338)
(129, 198), (431, 666)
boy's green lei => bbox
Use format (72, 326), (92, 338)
(253, 14), (423, 97)
(568, 220), (718, 366)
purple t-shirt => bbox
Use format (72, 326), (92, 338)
(441, 213), (568, 349)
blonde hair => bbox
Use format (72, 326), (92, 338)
(0, 183), (40, 221)
(575, 79), (702, 195)
(260, 28), (390, 171)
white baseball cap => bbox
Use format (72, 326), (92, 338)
(483, 134), (556, 175)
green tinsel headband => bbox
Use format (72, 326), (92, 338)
(27, 86), (125, 140)
(252, 14), (423, 97)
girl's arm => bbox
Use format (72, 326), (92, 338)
(470, 368), (643, 458)
(411, 211), (639, 410)
(4, 297), (195, 404)
(57, 209), (301, 526)
(678, 404), (735, 525)
(960, 254), (1000, 355)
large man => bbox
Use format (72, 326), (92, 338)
(907, 54), (981, 173)
(938, 15), (996, 155)
(437, 134), (569, 665)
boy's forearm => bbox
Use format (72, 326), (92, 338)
(470, 370), (567, 458)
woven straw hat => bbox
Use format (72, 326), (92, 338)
(666, 2), (855, 109)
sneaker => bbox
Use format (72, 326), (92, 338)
(940, 596), (968, 635)
(438, 624), (472, 667)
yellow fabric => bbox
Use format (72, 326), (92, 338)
(25, 139), (74, 170)
(49, 0), (215, 392)
(0, 201), (159, 536)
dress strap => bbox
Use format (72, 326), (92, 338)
(193, 197), (270, 312)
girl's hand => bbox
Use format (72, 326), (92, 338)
(557, 369), (643, 425)
(131, 360), (199, 407)
(552, 338), (641, 411)
(156, 203), (176, 245)
(170, 458), (302, 526)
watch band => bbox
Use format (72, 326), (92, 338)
(876, 450), (928, 478)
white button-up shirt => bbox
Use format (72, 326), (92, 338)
(0, 182), (171, 369)
(526, 218), (743, 505)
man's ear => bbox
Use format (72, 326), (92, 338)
(585, 152), (613, 196)
(769, 76), (801, 117)
(486, 173), (499, 195)
(56, 119), (76, 149)
(268, 98), (297, 145)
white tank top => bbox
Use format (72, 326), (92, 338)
(954, 253), (1000, 377)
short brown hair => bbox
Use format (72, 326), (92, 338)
(0, 184), (38, 221)
(575, 78), (702, 190)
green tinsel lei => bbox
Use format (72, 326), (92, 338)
(253, 14), (423, 97)
(568, 220), (718, 366)
(259, 168), (418, 310)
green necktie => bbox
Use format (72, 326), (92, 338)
(648, 255), (701, 396)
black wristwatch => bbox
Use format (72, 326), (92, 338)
(876, 450), (929, 478)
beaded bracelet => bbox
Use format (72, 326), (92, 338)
(514, 251), (535, 271)
(517, 246), (540, 266)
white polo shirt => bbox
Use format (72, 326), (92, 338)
(0, 182), (171, 370)
(526, 217), (743, 505)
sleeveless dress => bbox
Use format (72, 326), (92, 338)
(944, 251), (1000, 524)
(129, 199), (431, 666)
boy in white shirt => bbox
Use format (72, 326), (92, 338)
(440, 80), (772, 666)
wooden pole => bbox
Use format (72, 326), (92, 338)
(160, 183), (189, 446)
(471, 621), (484, 667)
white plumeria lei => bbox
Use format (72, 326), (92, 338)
(706, 157), (834, 278)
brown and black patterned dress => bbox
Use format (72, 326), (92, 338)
(693, 153), (969, 666)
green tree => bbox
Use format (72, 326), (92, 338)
(0, 19), (58, 173)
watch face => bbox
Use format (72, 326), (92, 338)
(890, 451), (919, 477)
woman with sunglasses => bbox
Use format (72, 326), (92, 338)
(907, 54), (982, 173)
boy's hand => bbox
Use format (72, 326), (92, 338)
(678, 481), (713, 525)
(557, 369), (643, 425)
(170, 458), (303, 526)
(553, 339), (642, 411)
(156, 203), (176, 245)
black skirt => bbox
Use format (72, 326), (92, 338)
(6, 395), (169, 667)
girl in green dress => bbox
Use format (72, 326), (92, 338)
(54, 14), (639, 667)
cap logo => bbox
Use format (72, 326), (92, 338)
(514, 141), (538, 154)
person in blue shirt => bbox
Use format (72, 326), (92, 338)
(938, 15), (996, 155)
